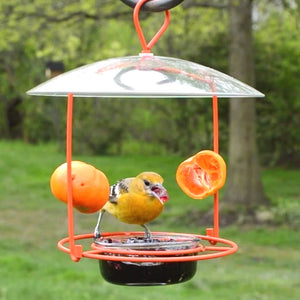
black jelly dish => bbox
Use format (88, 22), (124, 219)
(94, 233), (201, 286)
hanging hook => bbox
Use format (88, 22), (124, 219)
(133, 0), (170, 53)
(121, 0), (184, 12)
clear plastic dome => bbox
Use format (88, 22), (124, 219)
(27, 54), (264, 98)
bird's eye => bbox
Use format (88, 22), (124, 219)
(143, 179), (150, 186)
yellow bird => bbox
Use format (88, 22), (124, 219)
(94, 171), (169, 240)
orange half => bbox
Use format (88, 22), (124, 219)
(176, 150), (226, 199)
(50, 161), (110, 213)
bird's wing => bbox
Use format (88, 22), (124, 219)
(108, 178), (133, 204)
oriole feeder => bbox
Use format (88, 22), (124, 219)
(27, 0), (263, 286)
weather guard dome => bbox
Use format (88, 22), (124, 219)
(27, 54), (264, 98)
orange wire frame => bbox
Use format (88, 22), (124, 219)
(58, 90), (238, 262)
(57, 0), (238, 262)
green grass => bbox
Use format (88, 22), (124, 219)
(0, 141), (299, 300)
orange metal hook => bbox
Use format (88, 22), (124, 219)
(133, 0), (170, 53)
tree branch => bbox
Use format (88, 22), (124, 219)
(182, 0), (228, 9)
(16, 10), (132, 23)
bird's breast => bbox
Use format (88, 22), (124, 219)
(105, 194), (164, 225)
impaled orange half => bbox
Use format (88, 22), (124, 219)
(176, 150), (226, 199)
(50, 161), (110, 213)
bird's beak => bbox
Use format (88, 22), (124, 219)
(151, 184), (169, 205)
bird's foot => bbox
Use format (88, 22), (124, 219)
(93, 230), (101, 240)
(93, 210), (105, 240)
(142, 224), (153, 242)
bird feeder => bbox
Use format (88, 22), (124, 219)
(27, 0), (263, 286)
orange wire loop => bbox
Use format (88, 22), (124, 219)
(133, 0), (170, 53)
(57, 232), (238, 263)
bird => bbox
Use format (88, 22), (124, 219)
(94, 171), (169, 240)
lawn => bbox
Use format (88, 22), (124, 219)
(0, 141), (299, 300)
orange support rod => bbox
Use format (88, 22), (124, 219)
(212, 94), (220, 238)
(66, 93), (83, 261)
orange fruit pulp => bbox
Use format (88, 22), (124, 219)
(50, 161), (110, 213)
(176, 150), (226, 199)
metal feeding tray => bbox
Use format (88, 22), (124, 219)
(93, 233), (202, 285)
(56, 231), (238, 285)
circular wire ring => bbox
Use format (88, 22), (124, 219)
(120, 0), (184, 12)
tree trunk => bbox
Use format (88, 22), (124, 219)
(222, 0), (269, 218)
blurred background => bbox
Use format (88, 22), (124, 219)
(0, 1), (299, 299)
(1, 0), (299, 164)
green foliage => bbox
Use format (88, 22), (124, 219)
(255, 7), (300, 166)
(0, 1), (299, 166)
(72, 98), (132, 155)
